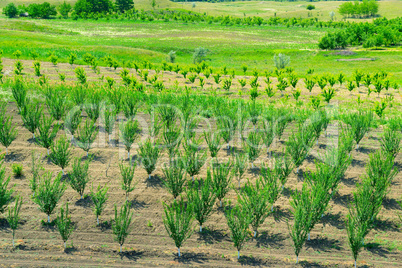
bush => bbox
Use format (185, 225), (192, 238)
(112, 201), (133, 253)
(69, 157), (91, 199)
(56, 203), (74, 250)
(28, 2), (57, 19)
(33, 172), (66, 223)
(306, 4), (315, 10)
(224, 204), (251, 259)
(7, 196), (22, 248)
(163, 199), (194, 257)
(3, 3), (18, 18)
(11, 163), (23, 177)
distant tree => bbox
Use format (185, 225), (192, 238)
(3, 3), (18, 18)
(58, 1), (72, 18)
(193, 47), (208, 64)
(74, 0), (113, 16)
(274, 53), (290, 69)
(116, 0), (134, 13)
(306, 5), (315, 10)
(167, 51), (176, 63)
(28, 2), (57, 19)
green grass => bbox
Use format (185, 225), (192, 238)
(0, 17), (401, 82)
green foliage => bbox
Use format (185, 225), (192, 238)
(7, 196), (22, 247)
(56, 203), (74, 249)
(193, 47), (208, 64)
(138, 138), (160, 178)
(274, 53), (290, 70)
(49, 54), (58, 66)
(122, 91), (140, 120)
(321, 87), (335, 103)
(36, 114), (60, 154)
(212, 161), (232, 207)
(183, 146), (207, 179)
(346, 211), (366, 267)
(58, 1), (72, 18)
(233, 151), (248, 188)
(338, 0), (379, 18)
(244, 130), (262, 165)
(120, 120), (140, 158)
(33, 61), (41, 76)
(224, 204), (251, 259)
(11, 163), (23, 177)
(119, 160), (137, 199)
(65, 108), (82, 139)
(28, 2), (57, 19)
(373, 99), (387, 118)
(69, 157), (91, 199)
(306, 4), (315, 10)
(75, 67), (87, 84)
(0, 161), (14, 213)
(163, 199), (194, 257)
(286, 124), (315, 172)
(163, 161), (186, 199)
(76, 119), (98, 156)
(33, 172), (66, 222)
(112, 201), (133, 253)
(238, 178), (272, 237)
(11, 76), (27, 112)
(14, 60), (23, 75)
(3, 3), (18, 18)
(43, 86), (69, 120)
(30, 152), (44, 197)
(186, 175), (216, 232)
(68, 53), (77, 65)
(90, 184), (109, 225)
(0, 103), (18, 154)
(304, 77), (315, 93)
(342, 110), (373, 149)
(380, 127), (401, 159)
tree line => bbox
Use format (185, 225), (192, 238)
(338, 0), (379, 18)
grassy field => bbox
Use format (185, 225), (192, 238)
(1, 17), (401, 82)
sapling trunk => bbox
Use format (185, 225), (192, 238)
(178, 248), (181, 257)
(64, 241), (66, 249)
(120, 244), (122, 253)
(48, 215), (50, 223)
(238, 251), (240, 259)
(199, 225), (202, 232)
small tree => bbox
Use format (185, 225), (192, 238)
(50, 136), (72, 175)
(36, 114), (60, 156)
(69, 157), (91, 199)
(346, 209), (367, 268)
(262, 121), (275, 156)
(112, 201), (133, 253)
(342, 110), (373, 150)
(21, 99), (43, 139)
(103, 107), (116, 143)
(76, 119), (98, 157)
(120, 120), (140, 159)
(33, 172), (66, 223)
(203, 131), (221, 158)
(244, 131), (262, 168)
(163, 161), (186, 199)
(238, 178), (271, 237)
(43, 86), (69, 121)
(119, 160), (137, 200)
(183, 146), (207, 181)
(0, 161), (14, 214)
(65, 108), (82, 141)
(286, 125), (315, 173)
(56, 203), (74, 250)
(233, 151), (248, 189)
(288, 183), (311, 264)
(212, 161), (232, 207)
(274, 53), (290, 70)
(224, 204), (251, 259)
(380, 127), (401, 159)
(186, 175), (216, 232)
(193, 47), (208, 64)
(7, 196), (22, 248)
(138, 138), (160, 180)
(30, 151), (43, 197)
(0, 103), (18, 155)
(90, 184), (109, 225)
(163, 199), (194, 257)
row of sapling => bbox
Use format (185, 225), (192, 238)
(0, 102), (18, 155)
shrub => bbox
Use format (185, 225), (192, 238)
(186, 175), (216, 232)
(14, 60), (23, 75)
(138, 139), (160, 180)
(49, 54), (58, 66)
(233, 151), (248, 189)
(11, 163), (23, 177)
(112, 201), (133, 253)
(238, 178), (272, 237)
(21, 100), (43, 139)
(224, 204), (251, 259)
(193, 47), (208, 63)
(43, 86), (69, 121)
(68, 53), (77, 66)
(75, 67), (87, 84)
(119, 160), (137, 200)
(0, 161), (14, 214)
(33, 61), (41, 76)
(7, 196), (22, 248)
(3, 3), (18, 18)
(56, 203), (74, 250)
(69, 157), (91, 199)
(307, 4), (315, 10)
(380, 127), (401, 159)
(163, 199), (194, 257)
(76, 119), (98, 157)
(0, 103), (18, 155)
(163, 161), (186, 200)
(212, 160), (232, 207)
(274, 53), (290, 70)
(90, 184), (109, 225)
(50, 136), (71, 175)
(33, 172), (66, 223)
(120, 120), (140, 159)
(11, 76), (27, 112)
(36, 114), (60, 156)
